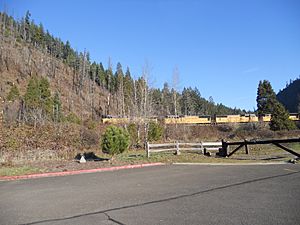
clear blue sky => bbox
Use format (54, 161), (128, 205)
(1, 0), (300, 110)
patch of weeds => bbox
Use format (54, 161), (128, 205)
(5, 137), (21, 150)
(0, 166), (42, 176)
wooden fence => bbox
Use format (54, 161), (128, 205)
(219, 138), (300, 158)
(146, 138), (300, 159)
(146, 141), (222, 158)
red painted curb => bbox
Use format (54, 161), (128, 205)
(0, 163), (165, 181)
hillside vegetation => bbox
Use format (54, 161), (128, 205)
(0, 11), (245, 127)
(277, 78), (300, 113)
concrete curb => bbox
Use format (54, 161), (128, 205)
(0, 162), (165, 181)
(173, 162), (289, 166)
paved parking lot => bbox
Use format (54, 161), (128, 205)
(0, 163), (299, 225)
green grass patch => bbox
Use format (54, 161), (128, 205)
(0, 166), (42, 176)
(112, 150), (267, 164)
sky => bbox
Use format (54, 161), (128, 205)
(1, 0), (300, 110)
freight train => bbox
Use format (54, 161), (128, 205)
(102, 113), (300, 125)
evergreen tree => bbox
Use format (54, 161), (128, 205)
(256, 80), (296, 130)
(105, 67), (114, 92)
(270, 102), (296, 130)
(123, 67), (134, 116)
(115, 62), (125, 116)
(256, 80), (277, 115)
(23, 10), (31, 41)
(151, 88), (163, 116)
(24, 76), (40, 109)
(162, 82), (172, 115)
(277, 78), (300, 113)
(24, 76), (53, 118)
(101, 126), (130, 156)
(147, 121), (163, 142)
(98, 63), (106, 87)
(39, 77), (52, 114)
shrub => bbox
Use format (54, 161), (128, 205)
(148, 122), (163, 142)
(127, 123), (139, 147)
(64, 112), (81, 124)
(101, 126), (130, 155)
(80, 128), (99, 148)
(83, 118), (97, 130)
(216, 124), (233, 132)
(7, 85), (20, 101)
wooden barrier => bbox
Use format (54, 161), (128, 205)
(146, 141), (222, 158)
(219, 138), (300, 158)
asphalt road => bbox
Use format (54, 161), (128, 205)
(0, 164), (300, 225)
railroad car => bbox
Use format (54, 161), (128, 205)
(102, 116), (129, 124)
(260, 114), (272, 122)
(102, 116), (158, 124)
(215, 115), (241, 123)
(164, 115), (211, 124)
(289, 113), (299, 121)
(240, 114), (259, 123)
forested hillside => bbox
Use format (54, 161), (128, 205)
(0, 11), (244, 126)
(277, 78), (300, 113)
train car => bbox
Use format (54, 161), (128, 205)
(102, 116), (158, 124)
(148, 117), (159, 123)
(249, 114), (259, 122)
(215, 115), (241, 123)
(163, 115), (178, 124)
(101, 115), (129, 124)
(260, 114), (271, 122)
(240, 114), (259, 123)
(289, 113), (300, 121)
(197, 115), (212, 124)
(215, 115), (227, 123)
(240, 115), (249, 123)
(164, 115), (211, 124)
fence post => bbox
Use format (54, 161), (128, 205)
(220, 139), (228, 157)
(200, 141), (204, 154)
(146, 142), (150, 158)
(176, 141), (180, 155)
(244, 139), (249, 154)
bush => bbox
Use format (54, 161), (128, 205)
(83, 118), (97, 130)
(7, 85), (20, 101)
(64, 112), (81, 124)
(127, 123), (139, 147)
(216, 124), (233, 132)
(80, 128), (99, 148)
(148, 122), (163, 142)
(101, 126), (130, 155)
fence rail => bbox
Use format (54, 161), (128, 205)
(146, 141), (222, 158)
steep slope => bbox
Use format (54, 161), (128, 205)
(277, 78), (300, 113)
(0, 11), (246, 123)
(0, 38), (113, 120)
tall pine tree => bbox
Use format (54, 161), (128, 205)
(256, 80), (277, 115)
(256, 80), (296, 130)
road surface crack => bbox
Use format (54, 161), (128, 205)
(103, 212), (125, 225)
